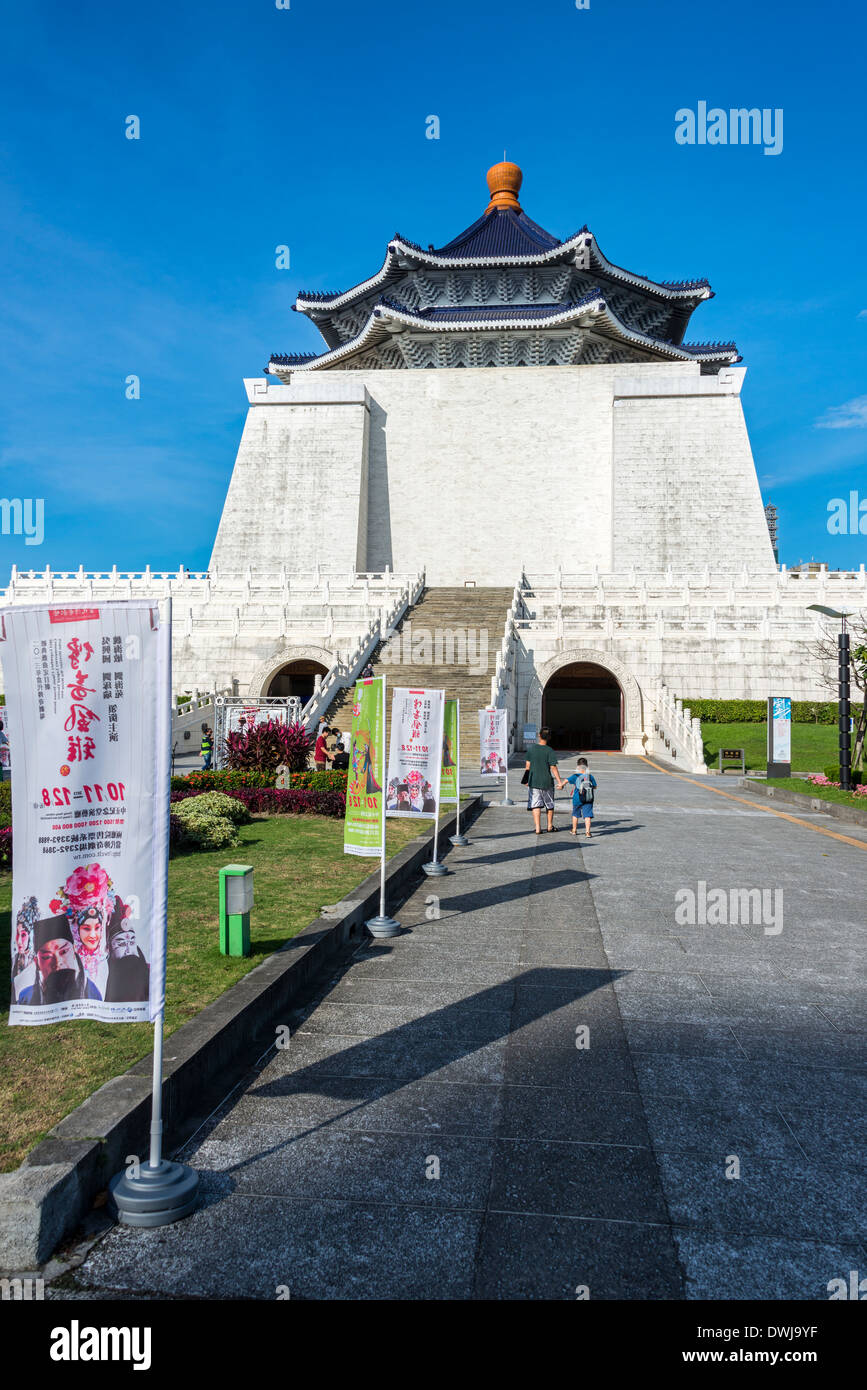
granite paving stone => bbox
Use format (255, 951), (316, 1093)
(60, 762), (867, 1301)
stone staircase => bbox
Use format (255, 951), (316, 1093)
(322, 587), (513, 766)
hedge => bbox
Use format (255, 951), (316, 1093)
(681, 699), (864, 725)
(289, 769), (348, 792)
(823, 766), (865, 788)
(0, 826), (10, 869)
(171, 785), (345, 817)
(231, 787), (346, 816)
(170, 769), (274, 792)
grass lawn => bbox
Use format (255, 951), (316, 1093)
(702, 722), (840, 773)
(763, 777), (867, 809)
(0, 811), (445, 1171)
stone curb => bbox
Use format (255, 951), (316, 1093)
(738, 778), (867, 828)
(0, 795), (483, 1271)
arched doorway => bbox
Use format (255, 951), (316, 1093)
(266, 659), (328, 701)
(541, 662), (623, 751)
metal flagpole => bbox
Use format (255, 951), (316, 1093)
(424, 689), (448, 875)
(367, 673), (400, 935)
(379, 674), (387, 917)
(110, 595), (199, 1226)
(450, 697), (468, 846)
(501, 707), (514, 805)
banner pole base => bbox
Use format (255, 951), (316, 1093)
(422, 860), (448, 876)
(366, 914), (401, 938)
(109, 1159), (199, 1228)
(449, 832), (469, 846)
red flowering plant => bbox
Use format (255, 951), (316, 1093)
(224, 719), (313, 774)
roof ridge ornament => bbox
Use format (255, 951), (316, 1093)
(485, 160), (522, 215)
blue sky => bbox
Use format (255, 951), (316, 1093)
(1, 0), (865, 573)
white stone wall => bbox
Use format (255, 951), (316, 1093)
(0, 569), (414, 697)
(226, 362), (774, 586)
(612, 373), (775, 572)
(511, 570), (866, 726)
(209, 379), (371, 575)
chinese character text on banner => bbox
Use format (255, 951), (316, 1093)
(386, 688), (445, 817)
(2, 602), (169, 1026)
(344, 677), (385, 857)
(440, 698), (458, 803)
(478, 707), (508, 777)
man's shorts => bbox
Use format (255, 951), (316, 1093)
(530, 788), (555, 810)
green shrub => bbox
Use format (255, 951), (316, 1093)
(170, 802), (239, 850)
(290, 769), (348, 792)
(170, 770), (273, 792)
(170, 789), (252, 850)
(684, 698), (862, 725)
(0, 781), (10, 822)
(823, 765), (865, 787)
(173, 791), (251, 826)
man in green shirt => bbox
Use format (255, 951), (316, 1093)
(525, 727), (564, 833)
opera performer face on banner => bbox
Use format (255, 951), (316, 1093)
(105, 898), (150, 1004)
(49, 862), (114, 998)
(69, 903), (109, 997)
(17, 915), (102, 1006)
(11, 897), (37, 1000)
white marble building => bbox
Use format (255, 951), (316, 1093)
(3, 162), (860, 768)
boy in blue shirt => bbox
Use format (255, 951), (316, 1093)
(565, 757), (597, 839)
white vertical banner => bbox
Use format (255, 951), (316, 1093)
(769, 696), (792, 764)
(2, 601), (169, 1026)
(385, 688), (445, 817)
(478, 707), (508, 777)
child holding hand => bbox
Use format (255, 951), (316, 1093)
(565, 757), (597, 839)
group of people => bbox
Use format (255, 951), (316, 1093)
(313, 721), (350, 771)
(524, 728), (598, 837)
(11, 869), (150, 1008)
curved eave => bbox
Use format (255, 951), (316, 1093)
(268, 295), (739, 375)
(587, 235), (713, 303)
(295, 231), (713, 323)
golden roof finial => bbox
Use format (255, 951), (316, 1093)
(485, 159), (522, 215)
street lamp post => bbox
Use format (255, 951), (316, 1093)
(807, 605), (853, 791)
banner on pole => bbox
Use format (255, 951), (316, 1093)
(440, 698), (458, 803)
(344, 677), (385, 857)
(478, 707), (508, 777)
(2, 602), (169, 1026)
(386, 688), (445, 817)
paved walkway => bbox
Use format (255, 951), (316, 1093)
(65, 757), (867, 1299)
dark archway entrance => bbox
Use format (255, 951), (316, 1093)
(541, 662), (623, 751)
(267, 659), (328, 701)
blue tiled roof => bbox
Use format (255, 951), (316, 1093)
(378, 294), (605, 324)
(680, 340), (739, 353)
(433, 208), (562, 259)
(267, 352), (319, 366)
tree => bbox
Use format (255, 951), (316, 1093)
(807, 617), (867, 770)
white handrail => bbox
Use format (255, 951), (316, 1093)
(299, 571), (426, 728)
(650, 683), (707, 774)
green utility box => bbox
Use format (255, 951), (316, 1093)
(218, 864), (254, 957)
